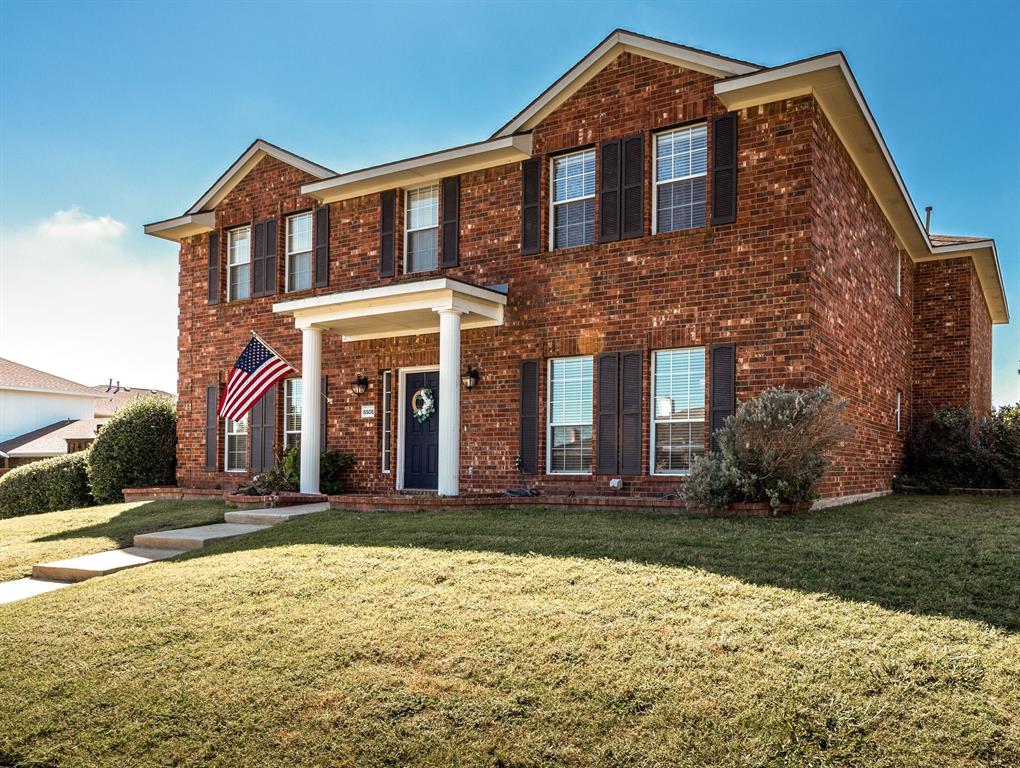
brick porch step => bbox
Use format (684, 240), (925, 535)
(133, 522), (269, 551)
(223, 502), (330, 526)
(32, 547), (185, 583)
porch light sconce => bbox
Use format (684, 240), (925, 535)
(350, 375), (369, 396)
(462, 368), (479, 390)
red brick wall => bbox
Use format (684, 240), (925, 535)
(912, 257), (992, 422)
(176, 52), (823, 496)
(807, 108), (913, 496)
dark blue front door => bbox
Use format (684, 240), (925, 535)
(404, 371), (439, 490)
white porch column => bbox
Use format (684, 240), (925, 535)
(436, 308), (463, 496)
(299, 325), (323, 494)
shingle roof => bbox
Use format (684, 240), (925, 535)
(0, 419), (104, 458)
(0, 358), (95, 395)
(929, 234), (992, 247)
(91, 386), (175, 418)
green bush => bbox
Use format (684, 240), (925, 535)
(87, 396), (177, 504)
(684, 385), (850, 511)
(0, 451), (94, 518)
(280, 446), (356, 495)
(898, 406), (1016, 493)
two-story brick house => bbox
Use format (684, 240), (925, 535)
(145, 30), (1008, 504)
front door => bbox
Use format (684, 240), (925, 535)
(403, 370), (440, 490)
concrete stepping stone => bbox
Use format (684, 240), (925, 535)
(133, 522), (270, 551)
(32, 547), (185, 583)
(224, 502), (330, 526)
(0, 577), (71, 605)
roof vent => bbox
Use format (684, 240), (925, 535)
(924, 206), (933, 234)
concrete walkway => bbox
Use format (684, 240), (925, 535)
(0, 502), (330, 606)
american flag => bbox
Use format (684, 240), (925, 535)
(218, 335), (297, 421)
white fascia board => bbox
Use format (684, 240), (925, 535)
(186, 139), (334, 215)
(143, 211), (216, 242)
(0, 385), (101, 399)
(492, 30), (759, 139)
(273, 278), (508, 316)
(300, 136), (533, 203)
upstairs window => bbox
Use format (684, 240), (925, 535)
(654, 124), (707, 233)
(405, 183), (439, 273)
(286, 212), (313, 292)
(651, 348), (706, 475)
(547, 356), (593, 474)
(551, 149), (595, 249)
(227, 226), (251, 301)
(283, 378), (302, 450)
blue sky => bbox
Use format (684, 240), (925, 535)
(0, 0), (1017, 403)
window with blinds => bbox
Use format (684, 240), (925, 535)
(225, 415), (248, 472)
(286, 212), (313, 292)
(405, 183), (439, 273)
(547, 356), (593, 473)
(381, 370), (392, 472)
(653, 124), (708, 233)
(227, 226), (251, 301)
(283, 378), (302, 450)
(651, 348), (706, 474)
(551, 149), (595, 249)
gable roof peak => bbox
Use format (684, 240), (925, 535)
(491, 29), (761, 138)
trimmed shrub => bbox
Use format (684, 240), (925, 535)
(0, 451), (93, 518)
(87, 396), (177, 504)
(684, 385), (850, 511)
(280, 446), (356, 495)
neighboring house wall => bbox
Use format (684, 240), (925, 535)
(0, 391), (94, 443)
(808, 105), (913, 497)
(912, 257), (993, 421)
(176, 53), (819, 494)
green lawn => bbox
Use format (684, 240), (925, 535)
(0, 500), (229, 581)
(1, 495), (1018, 767)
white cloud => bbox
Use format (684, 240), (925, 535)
(0, 207), (178, 393)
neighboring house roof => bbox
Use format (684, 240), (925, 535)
(929, 234), (991, 247)
(0, 419), (104, 459)
(91, 385), (174, 418)
(0, 358), (97, 398)
(142, 30), (1009, 324)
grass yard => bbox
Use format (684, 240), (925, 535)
(0, 500), (229, 581)
(1, 495), (1017, 767)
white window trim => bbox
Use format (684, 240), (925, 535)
(227, 225), (251, 302)
(403, 183), (440, 274)
(549, 149), (596, 251)
(651, 124), (708, 235)
(224, 415), (248, 473)
(896, 391), (902, 433)
(649, 347), (707, 477)
(283, 378), (301, 451)
(285, 211), (313, 293)
(381, 369), (392, 473)
(546, 355), (594, 475)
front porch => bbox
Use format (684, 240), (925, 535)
(272, 277), (507, 497)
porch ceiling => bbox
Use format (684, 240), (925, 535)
(272, 278), (507, 342)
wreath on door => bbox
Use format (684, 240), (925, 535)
(411, 387), (435, 424)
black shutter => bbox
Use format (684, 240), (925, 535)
(621, 134), (644, 239)
(520, 158), (541, 255)
(599, 140), (621, 243)
(320, 375), (328, 453)
(619, 350), (643, 474)
(264, 218), (277, 296)
(252, 220), (266, 297)
(380, 190), (396, 277)
(314, 207), (329, 287)
(709, 344), (736, 452)
(205, 385), (218, 470)
(518, 360), (539, 474)
(207, 231), (220, 305)
(250, 387), (276, 472)
(441, 176), (459, 268)
(711, 112), (738, 226)
(597, 353), (619, 474)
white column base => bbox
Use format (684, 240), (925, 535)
(299, 326), (323, 494)
(436, 308), (462, 496)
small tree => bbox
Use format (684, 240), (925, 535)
(87, 396), (177, 504)
(684, 385), (850, 511)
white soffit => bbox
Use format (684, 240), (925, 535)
(301, 135), (534, 204)
(142, 211), (216, 242)
(715, 53), (1009, 324)
(491, 29), (760, 138)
